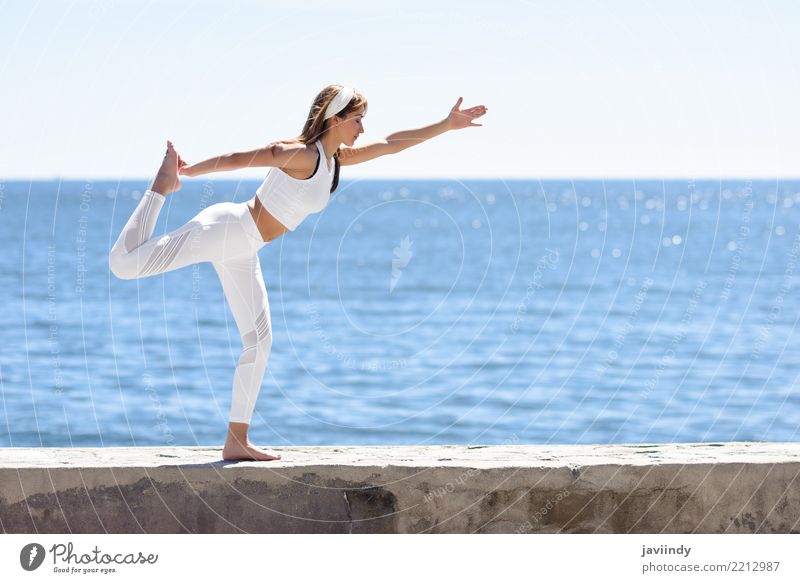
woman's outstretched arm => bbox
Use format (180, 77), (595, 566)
(178, 152), (239, 176)
(339, 97), (487, 166)
(179, 142), (311, 177)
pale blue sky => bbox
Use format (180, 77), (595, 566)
(1, 0), (798, 179)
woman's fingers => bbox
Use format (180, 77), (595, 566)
(464, 105), (488, 117)
(448, 99), (487, 129)
(453, 98), (488, 116)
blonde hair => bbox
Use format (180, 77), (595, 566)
(275, 84), (368, 193)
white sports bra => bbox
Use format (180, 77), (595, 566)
(255, 140), (334, 231)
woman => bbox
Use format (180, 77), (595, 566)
(108, 84), (487, 461)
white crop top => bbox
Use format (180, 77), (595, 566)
(255, 140), (334, 231)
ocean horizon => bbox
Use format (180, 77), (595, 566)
(1, 178), (799, 447)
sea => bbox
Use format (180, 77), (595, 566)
(1, 178), (799, 447)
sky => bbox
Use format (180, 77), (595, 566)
(1, 0), (799, 180)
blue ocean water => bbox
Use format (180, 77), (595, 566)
(1, 178), (799, 447)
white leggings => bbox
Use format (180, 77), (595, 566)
(109, 189), (270, 425)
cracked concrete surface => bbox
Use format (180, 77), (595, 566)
(1, 442), (799, 533)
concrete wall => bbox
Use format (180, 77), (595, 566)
(1, 442), (799, 533)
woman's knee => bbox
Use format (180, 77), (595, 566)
(238, 326), (272, 362)
(109, 244), (155, 280)
(108, 248), (136, 280)
(254, 331), (273, 358)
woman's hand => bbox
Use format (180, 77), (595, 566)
(178, 157), (194, 176)
(446, 97), (487, 130)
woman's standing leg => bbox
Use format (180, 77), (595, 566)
(213, 251), (282, 461)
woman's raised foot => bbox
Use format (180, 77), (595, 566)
(150, 140), (182, 196)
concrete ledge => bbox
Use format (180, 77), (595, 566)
(1, 442), (799, 533)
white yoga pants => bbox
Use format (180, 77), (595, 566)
(109, 189), (270, 425)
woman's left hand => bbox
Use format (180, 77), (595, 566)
(178, 156), (193, 176)
(446, 97), (488, 130)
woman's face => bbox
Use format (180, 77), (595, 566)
(335, 106), (366, 147)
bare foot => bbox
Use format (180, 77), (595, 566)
(150, 140), (182, 196)
(222, 440), (282, 461)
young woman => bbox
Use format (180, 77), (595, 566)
(108, 84), (487, 461)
